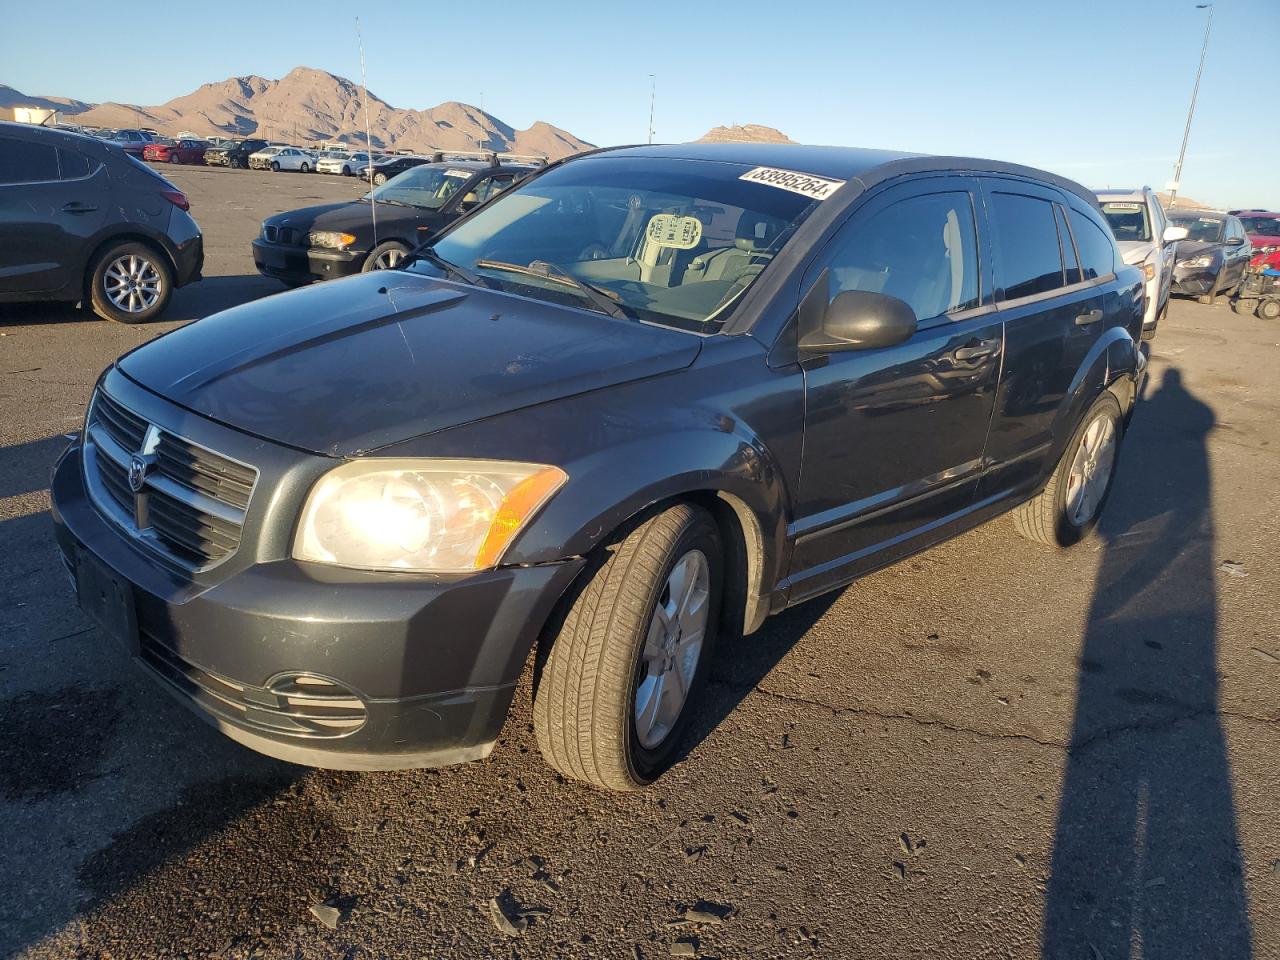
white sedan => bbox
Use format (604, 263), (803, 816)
(248, 146), (316, 173)
(317, 151), (376, 176)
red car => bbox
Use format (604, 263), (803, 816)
(143, 138), (208, 165)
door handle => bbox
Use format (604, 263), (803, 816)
(1075, 308), (1104, 326)
(62, 202), (98, 214)
(953, 341), (997, 361)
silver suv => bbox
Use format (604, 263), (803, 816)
(1095, 187), (1187, 339)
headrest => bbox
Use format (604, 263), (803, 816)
(735, 214), (781, 252)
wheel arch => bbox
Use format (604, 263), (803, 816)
(81, 231), (180, 303)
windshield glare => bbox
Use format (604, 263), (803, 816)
(415, 156), (823, 328)
(1169, 215), (1224, 243)
(365, 165), (473, 209)
(1101, 202), (1151, 242)
(1240, 215), (1280, 237)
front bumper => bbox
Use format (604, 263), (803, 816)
(1171, 264), (1219, 296)
(49, 373), (584, 770)
(252, 239), (364, 283)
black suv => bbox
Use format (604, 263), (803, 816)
(203, 138), (269, 169)
(253, 159), (534, 283)
(52, 144), (1144, 789)
(0, 122), (203, 323)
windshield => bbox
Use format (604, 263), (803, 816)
(1239, 215), (1280, 238)
(1168, 214), (1224, 243)
(364, 164), (475, 209)
(412, 155), (829, 328)
(1100, 201), (1151, 242)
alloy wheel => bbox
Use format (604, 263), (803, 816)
(1064, 414), (1117, 527)
(102, 254), (163, 314)
(372, 248), (405, 270)
(633, 549), (710, 749)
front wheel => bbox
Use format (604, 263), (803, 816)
(373, 172), (387, 186)
(1013, 393), (1124, 548)
(1233, 298), (1259, 316)
(169, 153), (180, 164)
(88, 242), (173, 324)
(1260, 299), (1280, 321)
(270, 160), (280, 172)
(362, 241), (410, 272)
(534, 503), (722, 790)
(300, 162), (309, 173)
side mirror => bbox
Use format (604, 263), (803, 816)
(1162, 225), (1189, 243)
(1226, 236), (1246, 247)
(798, 274), (918, 354)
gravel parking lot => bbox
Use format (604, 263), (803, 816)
(2, 166), (1279, 959)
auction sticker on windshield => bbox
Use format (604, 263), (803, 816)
(739, 166), (846, 200)
(445, 169), (473, 179)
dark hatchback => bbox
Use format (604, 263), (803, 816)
(1167, 209), (1253, 303)
(0, 121), (203, 323)
(203, 138), (269, 169)
(362, 154), (430, 185)
(252, 159), (534, 283)
(52, 143), (1145, 789)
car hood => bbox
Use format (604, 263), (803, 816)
(1248, 233), (1280, 248)
(118, 272), (702, 456)
(266, 202), (429, 235)
(1115, 240), (1156, 265)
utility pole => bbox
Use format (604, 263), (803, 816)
(1168, 4), (1213, 208)
(648, 75), (656, 144)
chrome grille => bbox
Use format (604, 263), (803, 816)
(82, 389), (258, 572)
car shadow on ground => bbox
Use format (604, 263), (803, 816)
(0, 274), (281, 329)
(1041, 368), (1252, 958)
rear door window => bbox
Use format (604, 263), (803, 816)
(989, 192), (1066, 300)
(1067, 208), (1118, 280)
(0, 137), (60, 184)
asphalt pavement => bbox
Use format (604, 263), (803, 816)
(1, 166), (1278, 959)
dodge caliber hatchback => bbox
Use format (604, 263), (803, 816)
(0, 121), (203, 323)
(52, 144), (1145, 790)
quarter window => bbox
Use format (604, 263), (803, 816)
(1067, 208), (1117, 281)
(823, 191), (980, 321)
(989, 192), (1065, 300)
(0, 138), (60, 184)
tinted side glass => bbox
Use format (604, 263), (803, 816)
(824, 191), (980, 321)
(990, 192), (1065, 300)
(1055, 204), (1081, 283)
(58, 147), (93, 180)
(1068, 208), (1117, 281)
(0, 137), (60, 184)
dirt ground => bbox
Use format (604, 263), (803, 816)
(1, 165), (1277, 959)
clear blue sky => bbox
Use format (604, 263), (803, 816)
(4, 0), (1278, 208)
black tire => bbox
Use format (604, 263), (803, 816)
(270, 160), (280, 172)
(1233, 298), (1259, 316)
(1012, 393), (1124, 548)
(169, 153), (180, 164)
(300, 162), (309, 173)
(373, 172), (387, 186)
(534, 503), (722, 790)
(87, 241), (173, 324)
(1260, 299), (1280, 321)
(341, 165), (351, 176)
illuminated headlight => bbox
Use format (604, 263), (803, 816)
(1178, 254), (1214, 269)
(293, 459), (568, 573)
(1142, 262), (1156, 281)
(309, 230), (358, 250)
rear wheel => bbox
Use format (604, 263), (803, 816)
(88, 241), (173, 324)
(362, 241), (410, 272)
(534, 503), (722, 790)
(1013, 393), (1123, 548)
(342, 165), (351, 176)
(1260, 299), (1280, 321)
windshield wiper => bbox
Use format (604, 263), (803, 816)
(473, 259), (632, 320)
(414, 248), (485, 287)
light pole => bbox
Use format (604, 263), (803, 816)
(1168, 3), (1213, 208)
(647, 74), (656, 144)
